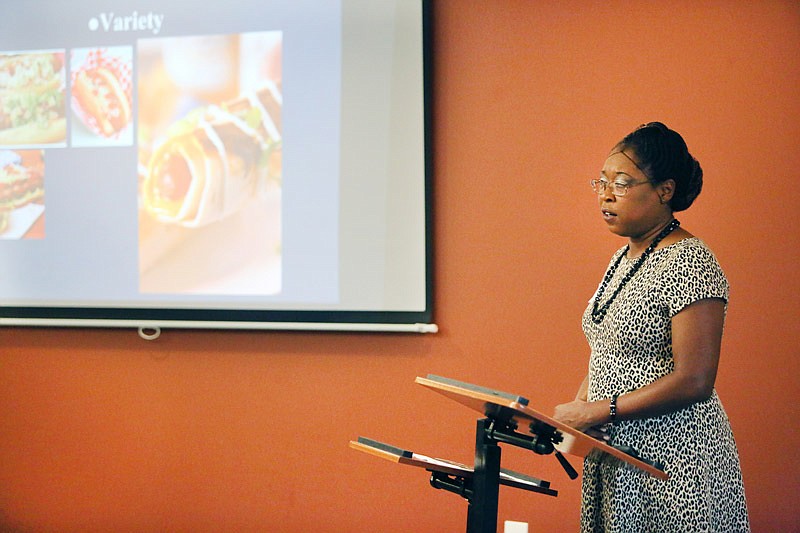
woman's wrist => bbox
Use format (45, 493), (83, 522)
(585, 399), (611, 426)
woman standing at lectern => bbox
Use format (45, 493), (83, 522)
(552, 122), (749, 532)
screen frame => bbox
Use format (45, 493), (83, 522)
(0, 0), (436, 334)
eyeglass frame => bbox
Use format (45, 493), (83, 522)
(589, 178), (651, 197)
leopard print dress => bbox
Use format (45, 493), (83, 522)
(581, 237), (750, 532)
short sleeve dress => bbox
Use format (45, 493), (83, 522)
(580, 237), (749, 533)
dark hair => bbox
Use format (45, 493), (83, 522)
(614, 122), (703, 212)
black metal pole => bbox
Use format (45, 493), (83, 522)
(467, 418), (501, 533)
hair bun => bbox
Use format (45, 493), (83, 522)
(618, 123), (702, 212)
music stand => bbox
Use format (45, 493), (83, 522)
(352, 374), (667, 533)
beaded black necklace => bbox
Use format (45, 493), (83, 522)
(590, 218), (681, 324)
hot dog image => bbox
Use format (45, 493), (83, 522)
(0, 149), (45, 237)
(71, 48), (133, 139)
(0, 51), (66, 146)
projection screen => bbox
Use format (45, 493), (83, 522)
(0, 0), (435, 333)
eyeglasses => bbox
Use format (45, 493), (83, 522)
(590, 178), (650, 197)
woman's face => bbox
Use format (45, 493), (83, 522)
(596, 150), (670, 240)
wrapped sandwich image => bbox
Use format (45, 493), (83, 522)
(137, 32), (282, 295)
(0, 51), (66, 146)
(142, 82), (281, 228)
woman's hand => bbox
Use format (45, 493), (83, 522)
(553, 399), (608, 432)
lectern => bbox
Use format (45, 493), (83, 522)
(351, 375), (667, 533)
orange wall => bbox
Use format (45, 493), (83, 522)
(2, 2), (799, 531)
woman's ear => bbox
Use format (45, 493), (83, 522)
(658, 179), (676, 204)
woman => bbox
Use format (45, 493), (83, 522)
(553, 122), (749, 532)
